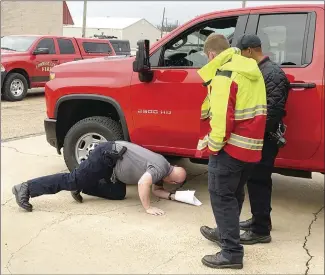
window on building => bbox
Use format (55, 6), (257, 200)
(83, 42), (112, 53)
(256, 13), (308, 66)
(35, 38), (56, 54)
(57, 38), (76, 54)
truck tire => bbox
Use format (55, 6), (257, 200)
(63, 116), (124, 171)
(2, 73), (28, 101)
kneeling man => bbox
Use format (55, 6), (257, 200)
(12, 141), (187, 216)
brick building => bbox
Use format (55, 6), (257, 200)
(1, 1), (73, 36)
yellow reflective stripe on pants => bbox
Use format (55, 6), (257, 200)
(234, 105), (267, 120)
(228, 133), (264, 150)
(208, 136), (225, 151)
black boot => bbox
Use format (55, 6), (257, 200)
(240, 217), (272, 231)
(71, 190), (83, 203)
(240, 217), (253, 231)
(202, 252), (243, 269)
(240, 231), (271, 245)
(200, 226), (222, 248)
(12, 182), (33, 212)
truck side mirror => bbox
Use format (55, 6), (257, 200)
(133, 39), (153, 83)
(33, 48), (50, 55)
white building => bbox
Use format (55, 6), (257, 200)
(63, 17), (161, 49)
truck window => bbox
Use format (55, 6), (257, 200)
(82, 42), (112, 54)
(256, 13), (308, 66)
(1, 36), (38, 52)
(158, 17), (238, 68)
(110, 40), (131, 54)
(57, 38), (76, 54)
(35, 38), (56, 54)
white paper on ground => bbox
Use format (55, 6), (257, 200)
(174, 190), (202, 206)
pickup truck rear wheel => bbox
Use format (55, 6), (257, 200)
(63, 116), (124, 171)
(2, 73), (28, 101)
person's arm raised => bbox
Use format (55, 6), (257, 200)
(138, 172), (165, 216)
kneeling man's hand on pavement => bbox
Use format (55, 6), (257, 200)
(146, 206), (165, 216)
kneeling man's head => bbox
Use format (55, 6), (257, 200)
(163, 166), (187, 184)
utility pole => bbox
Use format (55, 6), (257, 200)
(82, 0), (87, 38)
(242, 1), (246, 8)
(160, 7), (165, 38)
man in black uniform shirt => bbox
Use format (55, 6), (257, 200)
(237, 34), (290, 243)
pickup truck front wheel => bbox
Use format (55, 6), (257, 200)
(63, 116), (124, 171)
(2, 73), (28, 101)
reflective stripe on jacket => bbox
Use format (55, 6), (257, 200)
(197, 47), (267, 163)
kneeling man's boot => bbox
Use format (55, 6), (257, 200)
(71, 190), (83, 203)
(12, 182), (33, 212)
(202, 252), (243, 269)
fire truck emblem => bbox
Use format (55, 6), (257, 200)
(36, 61), (56, 72)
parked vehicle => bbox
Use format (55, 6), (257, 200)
(1, 35), (116, 101)
(108, 39), (131, 55)
(44, 4), (324, 178)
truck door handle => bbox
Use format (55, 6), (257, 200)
(289, 82), (316, 89)
(52, 59), (59, 62)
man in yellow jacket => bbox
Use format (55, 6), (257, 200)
(197, 34), (267, 269)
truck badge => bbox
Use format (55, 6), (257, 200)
(138, 109), (171, 115)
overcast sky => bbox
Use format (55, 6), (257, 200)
(66, 1), (323, 26)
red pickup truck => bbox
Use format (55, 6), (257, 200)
(44, 4), (324, 178)
(1, 35), (116, 101)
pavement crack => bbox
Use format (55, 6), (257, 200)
(1, 132), (45, 143)
(147, 239), (201, 274)
(303, 206), (324, 275)
(188, 171), (208, 181)
(148, 250), (183, 274)
(2, 145), (61, 158)
(5, 214), (70, 274)
(1, 197), (14, 206)
(5, 202), (143, 217)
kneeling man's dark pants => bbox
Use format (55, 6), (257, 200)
(208, 150), (253, 262)
(27, 142), (126, 200)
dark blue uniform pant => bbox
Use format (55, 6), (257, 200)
(246, 134), (279, 235)
(28, 142), (126, 200)
(208, 150), (254, 262)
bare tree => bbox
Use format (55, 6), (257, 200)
(156, 21), (179, 32)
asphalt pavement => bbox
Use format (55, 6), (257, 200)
(1, 91), (324, 274)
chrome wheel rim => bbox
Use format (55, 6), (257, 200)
(10, 79), (24, 97)
(75, 133), (107, 163)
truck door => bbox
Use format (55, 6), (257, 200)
(30, 37), (59, 86)
(56, 38), (81, 63)
(245, 8), (324, 161)
(129, 14), (248, 156)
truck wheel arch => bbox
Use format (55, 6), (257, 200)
(54, 94), (130, 141)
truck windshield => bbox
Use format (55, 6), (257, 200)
(1, 36), (38, 52)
